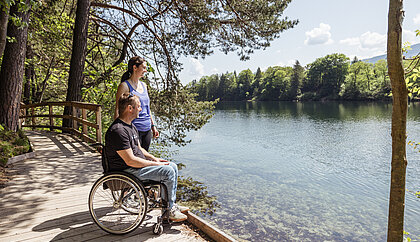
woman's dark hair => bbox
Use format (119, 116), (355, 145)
(120, 56), (146, 82)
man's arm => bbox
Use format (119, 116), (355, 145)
(117, 148), (168, 168)
(137, 140), (168, 162)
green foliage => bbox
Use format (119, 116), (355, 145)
(406, 68), (420, 100)
(150, 87), (217, 147)
(190, 54), (397, 102)
(304, 53), (349, 98)
(0, 126), (30, 166)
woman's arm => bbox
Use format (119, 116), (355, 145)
(114, 82), (129, 120)
(143, 82), (160, 138)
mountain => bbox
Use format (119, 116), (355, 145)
(362, 42), (420, 63)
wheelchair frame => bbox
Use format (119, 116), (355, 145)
(88, 144), (170, 235)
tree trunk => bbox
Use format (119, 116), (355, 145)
(0, 7), (8, 56)
(24, 44), (34, 104)
(387, 0), (408, 241)
(63, 0), (90, 128)
(0, 0), (31, 131)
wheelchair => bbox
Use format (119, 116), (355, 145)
(88, 144), (170, 235)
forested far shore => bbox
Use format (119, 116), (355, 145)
(188, 53), (420, 102)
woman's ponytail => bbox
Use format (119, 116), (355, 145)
(120, 71), (131, 83)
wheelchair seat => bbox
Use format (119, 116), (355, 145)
(88, 144), (169, 235)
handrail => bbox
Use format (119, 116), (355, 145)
(19, 101), (102, 144)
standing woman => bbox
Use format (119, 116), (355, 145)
(114, 56), (159, 151)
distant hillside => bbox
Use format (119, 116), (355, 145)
(362, 42), (420, 63)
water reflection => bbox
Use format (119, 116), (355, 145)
(176, 101), (420, 241)
(216, 101), (420, 122)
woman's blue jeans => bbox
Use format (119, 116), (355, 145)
(124, 162), (178, 209)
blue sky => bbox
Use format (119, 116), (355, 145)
(178, 0), (420, 85)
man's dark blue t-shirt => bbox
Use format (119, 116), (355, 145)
(105, 118), (145, 171)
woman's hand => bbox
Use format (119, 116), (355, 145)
(152, 126), (159, 138)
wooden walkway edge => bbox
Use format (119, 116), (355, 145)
(0, 130), (209, 242)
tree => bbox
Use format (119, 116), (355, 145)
(373, 59), (391, 97)
(341, 61), (374, 99)
(386, 0), (408, 241)
(63, 0), (90, 128)
(237, 69), (254, 100)
(290, 60), (304, 99)
(260, 66), (291, 100)
(88, 0), (298, 89)
(0, 4), (8, 56)
(25, 0), (75, 104)
(217, 73), (229, 99)
(305, 53), (349, 98)
(0, 0), (32, 131)
(252, 67), (263, 98)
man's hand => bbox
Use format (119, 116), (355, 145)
(153, 158), (169, 165)
(156, 158), (168, 163)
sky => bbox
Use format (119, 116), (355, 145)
(178, 0), (420, 85)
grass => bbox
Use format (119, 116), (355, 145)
(0, 125), (31, 167)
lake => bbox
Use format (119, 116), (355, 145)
(172, 101), (420, 241)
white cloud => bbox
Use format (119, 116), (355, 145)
(304, 23), (334, 45)
(403, 29), (418, 44)
(276, 61), (285, 66)
(189, 58), (204, 76)
(340, 31), (386, 50)
(276, 59), (297, 67)
(414, 13), (420, 25)
(339, 37), (359, 46)
(210, 68), (219, 74)
(359, 31), (386, 49)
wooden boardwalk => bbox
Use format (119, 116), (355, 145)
(0, 130), (206, 242)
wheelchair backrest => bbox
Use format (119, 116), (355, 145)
(101, 146), (110, 174)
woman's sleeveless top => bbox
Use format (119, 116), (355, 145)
(125, 80), (152, 131)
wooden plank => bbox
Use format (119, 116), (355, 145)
(69, 101), (102, 110)
(0, 131), (213, 242)
(72, 105), (77, 130)
(96, 106), (102, 144)
(31, 107), (35, 129)
(49, 104), (53, 131)
(21, 125), (63, 130)
(71, 129), (97, 144)
(21, 102), (101, 111)
(82, 108), (88, 142)
(187, 211), (237, 242)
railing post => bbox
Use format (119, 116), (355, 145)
(31, 107), (35, 130)
(49, 104), (53, 131)
(72, 104), (77, 133)
(19, 105), (26, 129)
(96, 106), (102, 144)
(82, 108), (87, 142)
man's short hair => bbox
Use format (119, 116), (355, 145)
(118, 93), (137, 117)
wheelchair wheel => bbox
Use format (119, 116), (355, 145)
(89, 172), (148, 235)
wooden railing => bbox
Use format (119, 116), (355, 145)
(19, 101), (102, 144)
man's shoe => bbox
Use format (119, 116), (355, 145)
(174, 203), (189, 213)
(169, 206), (188, 222)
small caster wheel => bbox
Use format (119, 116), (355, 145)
(153, 223), (163, 235)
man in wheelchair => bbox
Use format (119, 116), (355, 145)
(104, 92), (189, 222)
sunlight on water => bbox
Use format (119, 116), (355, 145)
(173, 102), (420, 241)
